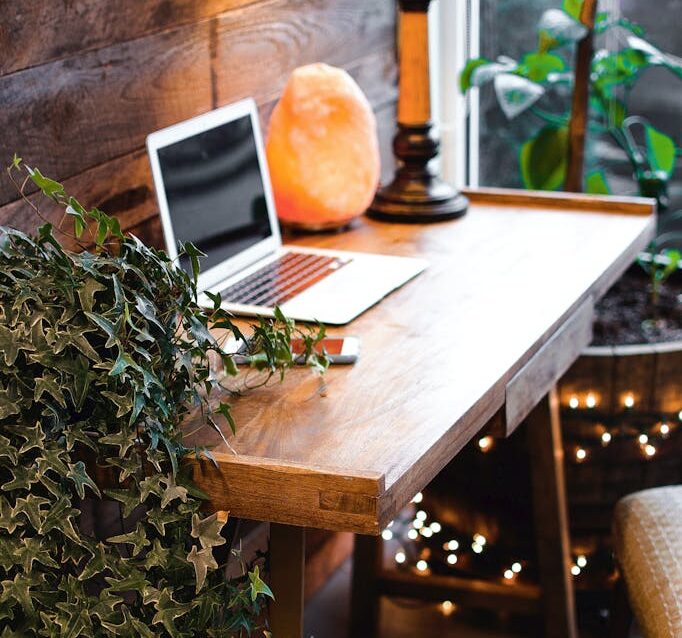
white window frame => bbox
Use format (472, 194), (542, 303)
(430, 0), (480, 188)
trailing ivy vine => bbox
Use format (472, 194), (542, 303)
(0, 157), (326, 637)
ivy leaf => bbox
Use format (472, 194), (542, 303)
(0, 325), (20, 366)
(248, 565), (274, 602)
(160, 473), (188, 509)
(107, 522), (150, 557)
(0, 572), (45, 615)
(147, 507), (184, 536)
(179, 242), (206, 284)
(77, 277), (107, 313)
(66, 461), (101, 499)
(34, 372), (67, 408)
(101, 391), (134, 418)
(26, 167), (65, 201)
(186, 545), (218, 593)
(216, 401), (236, 436)
(191, 511), (228, 550)
(152, 588), (194, 637)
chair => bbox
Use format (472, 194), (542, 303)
(612, 485), (682, 638)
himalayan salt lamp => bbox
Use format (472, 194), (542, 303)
(266, 63), (380, 230)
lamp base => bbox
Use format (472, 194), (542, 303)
(367, 175), (469, 223)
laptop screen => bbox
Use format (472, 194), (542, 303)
(156, 114), (272, 275)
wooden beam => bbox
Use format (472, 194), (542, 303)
(526, 389), (578, 638)
(376, 570), (542, 615)
(564, 0), (598, 192)
(269, 523), (305, 638)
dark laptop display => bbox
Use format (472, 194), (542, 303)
(157, 114), (271, 274)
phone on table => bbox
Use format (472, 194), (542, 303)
(230, 337), (360, 365)
(290, 336), (360, 365)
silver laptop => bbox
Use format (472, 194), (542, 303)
(146, 98), (426, 325)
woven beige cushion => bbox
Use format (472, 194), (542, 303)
(613, 485), (682, 638)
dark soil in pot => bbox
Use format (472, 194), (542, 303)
(592, 265), (682, 345)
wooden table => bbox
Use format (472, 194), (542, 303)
(184, 188), (655, 638)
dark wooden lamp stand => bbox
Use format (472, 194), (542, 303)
(368, 0), (468, 223)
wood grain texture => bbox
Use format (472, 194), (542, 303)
(0, 0), (256, 76)
(462, 187), (656, 215)
(183, 190), (655, 534)
(0, 0), (396, 208)
(564, 0), (598, 192)
(505, 297), (594, 435)
(0, 23), (214, 207)
(527, 390), (578, 638)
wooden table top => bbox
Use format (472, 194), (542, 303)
(185, 189), (655, 535)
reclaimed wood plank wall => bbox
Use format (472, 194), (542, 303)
(0, 0), (398, 248)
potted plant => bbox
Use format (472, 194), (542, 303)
(0, 157), (326, 636)
(454, 0), (682, 609)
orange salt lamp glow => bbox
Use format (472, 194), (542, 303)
(266, 63), (381, 230)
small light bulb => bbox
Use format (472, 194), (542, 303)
(660, 423), (670, 436)
(395, 551), (406, 564)
(387, 520), (394, 528)
(504, 569), (514, 580)
(511, 562), (522, 573)
(575, 447), (587, 461)
(416, 510), (427, 521)
(645, 444), (656, 457)
(478, 436), (493, 452)
(381, 529), (393, 541)
(624, 394), (635, 408)
(447, 553), (458, 565)
(473, 533), (487, 546)
(441, 600), (455, 616)
(413, 519), (424, 530)
(571, 565), (581, 576)
(430, 522), (441, 534)
(407, 529), (419, 540)
(472, 542), (483, 554)
(678, 410), (682, 421)
(445, 540), (459, 551)
(576, 555), (587, 568)
(601, 431), (612, 445)
(586, 393), (597, 409)
(416, 560), (428, 572)
(569, 396), (579, 409)
(638, 433), (648, 445)
(420, 527), (433, 538)
(412, 492), (423, 504)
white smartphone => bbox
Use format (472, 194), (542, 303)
(291, 336), (360, 365)
(228, 336), (360, 365)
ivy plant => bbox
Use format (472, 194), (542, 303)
(0, 157), (326, 637)
(460, 0), (681, 205)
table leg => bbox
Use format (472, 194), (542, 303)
(526, 388), (578, 638)
(270, 523), (305, 638)
(350, 533), (382, 637)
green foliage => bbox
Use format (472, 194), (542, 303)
(0, 161), (327, 636)
(637, 247), (682, 305)
(520, 125), (568, 191)
(459, 1), (681, 200)
(585, 170), (610, 195)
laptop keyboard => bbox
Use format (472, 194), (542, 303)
(219, 251), (352, 307)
